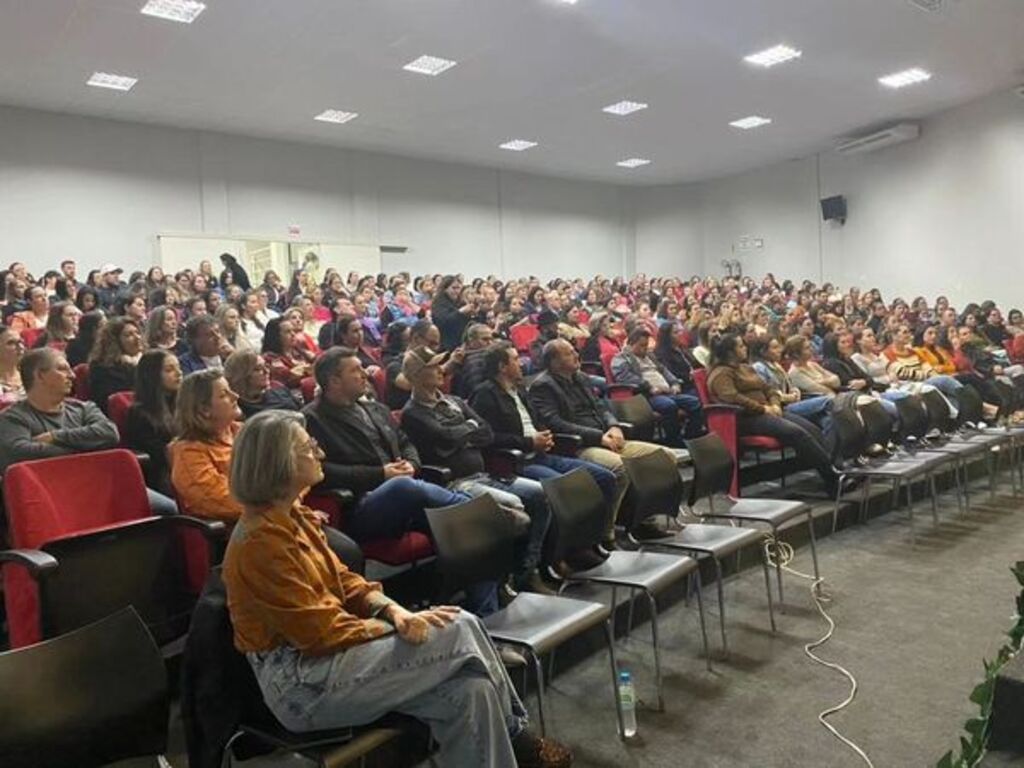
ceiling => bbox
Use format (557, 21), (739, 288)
(1, 0), (1022, 185)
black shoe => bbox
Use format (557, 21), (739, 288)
(498, 582), (519, 608)
(565, 549), (606, 572)
(517, 570), (557, 596)
(632, 519), (673, 541)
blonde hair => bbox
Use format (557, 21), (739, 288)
(230, 410), (305, 507)
(224, 349), (261, 401)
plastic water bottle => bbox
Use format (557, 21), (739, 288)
(618, 670), (637, 738)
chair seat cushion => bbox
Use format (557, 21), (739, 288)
(360, 533), (434, 565)
(570, 550), (697, 594)
(724, 497), (810, 525)
(653, 523), (763, 557)
(739, 436), (783, 451)
(482, 592), (610, 656)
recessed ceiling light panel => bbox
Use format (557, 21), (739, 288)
(617, 158), (651, 168)
(729, 115), (772, 130)
(140, 0), (206, 24)
(86, 72), (138, 91)
(314, 110), (359, 124)
(878, 67), (932, 89)
(603, 100), (648, 116)
(499, 140), (538, 152)
(403, 55), (458, 76)
(744, 44), (802, 68)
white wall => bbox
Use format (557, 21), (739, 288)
(0, 106), (631, 281)
(633, 88), (1024, 307)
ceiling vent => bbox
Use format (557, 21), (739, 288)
(836, 123), (920, 155)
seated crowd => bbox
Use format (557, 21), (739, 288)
(4, 256), (1024, 766)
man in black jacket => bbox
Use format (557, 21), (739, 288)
(528, 339), (676, 541)
(401, 347), (554, 594)
(303, 347), (469, 544)
(471, 342), (617, 507)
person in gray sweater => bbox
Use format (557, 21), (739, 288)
(0, 348), (118, 473)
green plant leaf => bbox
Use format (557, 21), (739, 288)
(937, 751), (954, 768)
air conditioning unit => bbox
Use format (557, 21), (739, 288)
(835, 123), (920, 156)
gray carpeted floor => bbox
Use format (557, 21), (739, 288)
(148, 465), (1024, 768)
(528, 475), (1024, 768)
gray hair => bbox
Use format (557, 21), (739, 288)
(230, 410), (307, 507)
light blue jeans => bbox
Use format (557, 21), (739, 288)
(249, 612), (528, 767)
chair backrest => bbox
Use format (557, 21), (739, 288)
(4, 449), (150, 550)
(107, 391), (135, 445)
(858, 400), (893, 447)
(426, 495), (518, 587)
(370, 366), (387, 401)
(72, 363), (91, 401)
(609, 394), (657, 441)
(920, 388), (954, 432)
(19, 327), (44, 349)
(622, 450), (685, 530)
(539, 469), (611, 563)
(895, 395), (929, 441)
(691, 368), (711, 405)
(509, 323), (539, 354)
(0, 607), (168, 768)
(3, 449), (154, 648)
(38, 516), (201, 646)
(684, 432), (735, 504)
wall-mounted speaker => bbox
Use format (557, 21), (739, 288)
(820, 195), (847, 225)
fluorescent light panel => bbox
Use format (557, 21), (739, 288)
(617, 158), (650, 169)
(403, 55), (457, 76)
(603, 100), (648, 116)
(140, 0), (206, 24)
(730, 115), (772, 130)
(744, 44), (802, 68)
(500, 140), (537, 152)
(86, 72), (138, 91)
(878, 67), (932, 89)
(315, 110), (358, 124)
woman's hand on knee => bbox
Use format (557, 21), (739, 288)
(390, 605), (461, 644)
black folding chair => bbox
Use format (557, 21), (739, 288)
(0, 607), (170, 768)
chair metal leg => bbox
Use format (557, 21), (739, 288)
(905, 479), (916, 546)
(929, 473), (940, 525)
(761, 551), (777, 632)
(989, 451), (997, 502)
(772, 528), (785, 609)
(157, 756), (173, 768)
(690, 571), (713, 671)
(625, 587), (635, 638)
(529, 648), (547, 738)
(645, 590), (665, 711)
(831, 472), (845, 534)
(713, 557), (728, 654)
(604, 620), (627, 740)
(806, 514), (820, 584)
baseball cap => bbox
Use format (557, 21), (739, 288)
(401, 347), (450, 381)
(100, 263), (123, 275)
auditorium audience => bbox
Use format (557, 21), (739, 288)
(224, 349), (301, 418)
(222, 410), (571, 767)
(8, 285), (50, 333)
(262, 316), (313, 391)
(400, 346), (554, 594)
(179, 314), (230, 374)
(124, 349), (181, 495)
(707, 333), (843, 495)
(88, 317), (143, 413)
(528, 338), (672, 543)
(169, 369), (244, 523)
(0, 326), (26, 404)
(0, 348), (118, 473)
